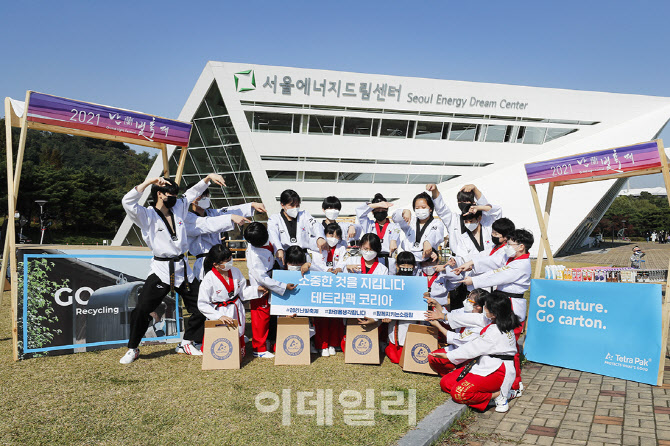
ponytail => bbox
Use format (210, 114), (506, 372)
(203, 244), (233, 273)
(485, 291), (521, 333)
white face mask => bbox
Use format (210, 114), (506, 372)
(221, 260), (233, 271)
(464, 221), (479, 232)
(504, 244), (517, 257)
(360, 250), (377, 261)
(285, 207), (299, 218)
(415, 208), (431, 220)
(198, 197), (211, 209)
(423, 266), (436, 276)
(287, 265), (301, 271)
(324, 209), (339, 220)
(326, 237), (340, 247)
(463, 300), (474, 313)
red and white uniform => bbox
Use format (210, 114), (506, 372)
(355, 204), (401, 254)
(246, 243), (287, 353)
(198, 266), (254, 356)
(392, 209), (444, 261)
(441, 316), (517, 410)
(471, 254), (530, 322)
(186, 203), (255, 280)
(310, 245), (348, 272)
(428, 312), (490, 375)
(432, 194), (502, 263)
(471, 244), (509, 275)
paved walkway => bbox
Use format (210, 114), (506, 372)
(556, 241), (670, 270)
(463, 363), (670, 446)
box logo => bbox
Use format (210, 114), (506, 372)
(352, 334), (373, 355)
(283, 335), (304, 356)
(411, 343), (430, 364)
(211, 338), (233, 361)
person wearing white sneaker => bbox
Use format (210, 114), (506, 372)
(434, 291), (520, 411)
(120, 173), (225, 364)
(119, 348), (140, 364)
(175, 341), (202, 356)
(253, 351), (275, 359)
(197, 245), (256, 358)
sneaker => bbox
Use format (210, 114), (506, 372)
(321, 348), (330, 357)
(175, 342), (203, 356)
(494, 394), (509, 413)
(119, 348), (139, 364)
(328, 346), (336, 356)
(253, 351), (275, 359)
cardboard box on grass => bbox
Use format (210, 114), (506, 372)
(344, 319), (380, 365)
(275, 317), (311, 365)
(202, 320), (240, 370)
(399, 324), (438, 375)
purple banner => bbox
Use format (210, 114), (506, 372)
(525, 141), (662, 185)
(27, 92), (191, 147)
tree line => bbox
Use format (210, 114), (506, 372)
(0, 119), (156, 240)
(595, 191), (670, 239)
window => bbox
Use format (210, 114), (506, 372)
(408, 174), (440, 184)
(267, 170), (297, 181)
(225, 145), (249, 171)
(449, 123), (478, 141)
(523, 127), (547, 144)
(343, 117), (373, 136)
(415, 121), (443, 140)
(205, 85), (228, 116)
(189, 148), (214, 173)
(338, 172), (374, 183)
(380, 119), (409, 137)
(237, 172), (259, 196)
(193, 118), (220, 146)
(308, 115), (336, 135)
(304, 171), (337, 182)
(545, 128), (577, 143)
(484, 125), (510, 143)
(252, 112), (293, 133)
(374, 173), (408, 183)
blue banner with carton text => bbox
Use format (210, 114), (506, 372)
(270, 271), (428, 320)
(525, 279), (663, 385)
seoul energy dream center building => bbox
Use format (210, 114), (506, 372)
(112, 62), (670, 256)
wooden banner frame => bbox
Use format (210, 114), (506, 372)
(3, 92), (192, 360)
(526, 139), (670, 385)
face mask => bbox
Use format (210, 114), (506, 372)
(372, 210), (388, 221)
(423, 266), (436, 276)
(398, 267), (414, 276)
(222, 260), (233, 271)
(504, 244), (517, 257)
(198, 197), (211, 209)
(491, 236), (501, 246)
(324, 209), (339, 220)
(285, 207), (299, 218)
(287, 265), (301, 271)
(360, 250), (377, 261)
(464, 221), (478, 232)
(326, 237), (340, 247)
(463, 300), (474, 313)
(458, 202), (473, 213)
(163, 195), (177, 208)
(415, 208), (431, 220)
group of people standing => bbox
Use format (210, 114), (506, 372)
(119, 175), (533, 413)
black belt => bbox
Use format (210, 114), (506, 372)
(153, 254), (189, 294)
(497, 291), (525, 299)
(456, 354), (515, 382)
(214, 296), (240, 308)
(195, 253), (208, 259)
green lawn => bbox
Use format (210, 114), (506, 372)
(0, 288), (448, 446)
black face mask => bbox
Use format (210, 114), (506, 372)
(458, 202), (474, 214)
(397, 267), (414, 276)
(492, 236), (501, 246)
(163, 195), (177, 208)
(373, 210), (388, 221)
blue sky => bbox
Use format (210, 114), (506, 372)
(2, 0), (669, 187)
